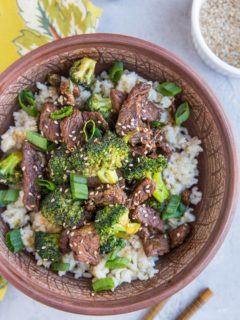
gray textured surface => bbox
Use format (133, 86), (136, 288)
(1, 0), (240, 319)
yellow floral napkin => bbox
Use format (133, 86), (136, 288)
(0, 0), (102, 301)
(0, 0), (102, 72)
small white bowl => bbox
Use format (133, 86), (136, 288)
(191, 0), (240, 78)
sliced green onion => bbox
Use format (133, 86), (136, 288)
(151, 121), (166, 129)
(108, 241), (126, 261)
(122, 129), (139, 144)
(156, 81), (182, 96)
(50, 105), (73, 120)
(93, 127), (102, 139)
(26, 131), (50, 151)
(70, 173), (88, 200)
(37, 179), (56, 192)
(105, 257), (129, 269)
(92, 277), (115, 292)
(109, 61), (124, 83)
(175, 102), (190, 126)
(83, 120), (96, 142)
(0, 276), (8, 289)
(178, 202), (187, 215)
(0, 189), (19, 207)
(5, 229), (24, 253)
(162, 195), (182, 220)
(51, 262), (70, 272)
(18, 90), (39, 117)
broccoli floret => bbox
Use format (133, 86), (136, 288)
(68, 132), (129, 183)
(95, 205), (140, 253)
(35, 231), (61, 262)
(87, 93), (112, 120)
(69, 57), (97, 87)
(41, 187), (83, 228)
(123, 155), (167, 181)
(148, 172), (169, 203)
(100, 236), (125, 255)
(0, 151), (22, 185)
(48, 145), (73, 184)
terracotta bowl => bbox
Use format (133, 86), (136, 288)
(0, 34), (238, 315)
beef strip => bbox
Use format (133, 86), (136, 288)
(69, 223), (100, 265)
(168, 224), (191, 249)
(152, 129), (172, 157)
(87, 176), (102, 188)
(59, 78), (80, 105)
(39, 102), (61, 143)
(128, 178), (156, 209)
(90, 183), (127, 206)
(131, 205), (164, 233)
(142, 234), (170, 257)
(60, 108), (84, 151)
(110, 89), (127, 113)
(181, 189), (191, 206)
(137, 226), (151, 240)
(21, 141), (45, 211)
(141, 101), (161, 122)
(84, 200), (96, 213)
(82, 111), (109, 131)
(59, 229), (71, 254)
(116, 83), (151, 142)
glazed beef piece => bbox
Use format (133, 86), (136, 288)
(84, 200), (96, 213)
(116, 83), (151, 140)
(181, 189), (191, 206)
(21, 141), (45, 211)
(131, 205), (164, 233)
(59, 229), (71, 254)
(87, 176), (102, 188)
(137, 226), (151, 240)
(69, 223), (100, 265)
(39, 102), (62, 143)
(59, 78), (80, 105)
(82, 111), (109, 131)
(110, 89), (127, 113)
(60, 108), (84, 150)
(152, 129), (172, 157)
(141, 101), (161, 122)
(90, 183), (127, 206)
(128, 178), (156, 209)
(168, 224), (191, 249)
(142, 234), (170, 257)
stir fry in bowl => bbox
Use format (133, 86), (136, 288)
(0, 58), (202, 292)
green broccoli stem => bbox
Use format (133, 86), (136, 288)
(0, 151), (22, 175)
(146, 172), (169, 203)
(97, 168), (118, 184)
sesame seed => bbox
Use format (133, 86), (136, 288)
(73, 242), (77, 247)
(22, 166), (26, 171)
(54, 121), (58, 125)
(70, 232), (75, 236)
(177, 233), (180, 237)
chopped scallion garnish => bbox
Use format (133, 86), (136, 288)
(26, 131), (50, 151)
(105, 257), (129, 269)
(70, 173), (88, 200)
(50, 105), (73, 120)
(0, 189), (19, 207)
(18, 90), (39, 117)
(109, 61), (124, 83)
(5, 229), (24, 253)
(175, 102), (190, 126)
(51, 262), (70, 272)
(37, 179), (56, 192)
(92, 277), (115, 292)
(83, 120), (96, 142)
(156, 81), (182, 96)
(161, 195), (184, 220)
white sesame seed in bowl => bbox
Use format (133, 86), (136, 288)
(191, 0), (240, 77)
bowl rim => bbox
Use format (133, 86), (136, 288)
(191, 0), (240, 76)
(0, 33), (238, 315)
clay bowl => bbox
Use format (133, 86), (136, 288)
(0, 34), (238, 315)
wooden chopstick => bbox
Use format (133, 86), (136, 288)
(143, 299), (169, 320)
(176, 288), (214, 320)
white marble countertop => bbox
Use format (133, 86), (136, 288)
(1, 0), (240, 319)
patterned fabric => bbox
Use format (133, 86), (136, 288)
(0, 0), (102, 72)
